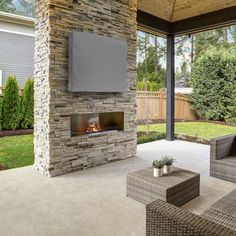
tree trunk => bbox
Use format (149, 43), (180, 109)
(223, 27), (228, 42)
(144, 33), (148, 91)
(154, 36), (158, 73)
(190, 35), (194, 65)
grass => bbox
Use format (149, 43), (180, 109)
(138, 122), (236, 141)
(0, 134), (34, 169)
(0, 122), (235, 170)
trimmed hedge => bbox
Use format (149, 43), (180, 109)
(2, 76), (20, 130)
(21, 79), (34, 128)
(190, 47), (236, 122)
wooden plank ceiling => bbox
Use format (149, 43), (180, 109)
(138, 0), (236, 22)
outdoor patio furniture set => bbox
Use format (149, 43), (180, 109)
(146, 189), (236, 236)
(127, 134), (236, 235)
(210, 134), (236, 183)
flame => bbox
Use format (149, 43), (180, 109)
(86, 122), (102, 133)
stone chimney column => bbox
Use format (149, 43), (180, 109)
(34, 0), (137, 177)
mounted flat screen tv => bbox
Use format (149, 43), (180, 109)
(68, 31), (127, 92)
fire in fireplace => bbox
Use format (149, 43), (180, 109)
(85, 122), (102, 133)
(71, 112), (124, 136)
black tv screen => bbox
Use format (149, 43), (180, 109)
(68, 31), (127, 92)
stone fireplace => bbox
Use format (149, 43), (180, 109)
(34, 0), (137, 177)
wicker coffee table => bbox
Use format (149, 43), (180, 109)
(126, 167), (200, 206)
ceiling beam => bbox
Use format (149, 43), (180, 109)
(137, 6), (236, 36)
(172, 6), (236, 35)
(137, 10), (171, 35)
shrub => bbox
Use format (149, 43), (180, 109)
(150, 81), (158, 91)
(2, 76), (20, 130)
(137, 80), (162, 92)
(137, 132), (166, 144)
(137, 80), (146, 91)
(190, 47), (236, 121)
(21, 79), (34, 128)
(225, 92), (236, 125)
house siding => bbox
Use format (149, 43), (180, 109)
(0, 31), (34, 89)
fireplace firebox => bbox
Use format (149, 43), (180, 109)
(71, 112), (124, 136)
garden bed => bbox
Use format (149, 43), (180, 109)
(0, 129), (33, 138)
(175, 134), (209, 145)
(138, 122), (236, 141)
(0, 164), (7, 171)
(137, 131), (166, 144)
(137, 131), (209, 145)
(137, 119), (236, 127)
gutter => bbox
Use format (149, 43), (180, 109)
(0, 11), (35, 27)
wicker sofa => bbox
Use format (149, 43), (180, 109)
(210, 134), (236, 183)
(146, 189), (236, 236)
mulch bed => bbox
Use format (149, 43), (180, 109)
(176, 134), (209, 145)
(137, 119), (235, 127)
(137, 131), (162, 137)
(0, 164), (8, 171)
(137, 131), (209, 145)
(0, 129), (33, 138)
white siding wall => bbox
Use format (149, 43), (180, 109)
(0, 31), (35, 89)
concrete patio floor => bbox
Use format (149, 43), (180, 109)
(0, 140), (235, 236)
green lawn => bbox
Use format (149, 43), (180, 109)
(0, 134), (34, 169)
(0, 122), (235, 170)
(138, 122), (236, 141)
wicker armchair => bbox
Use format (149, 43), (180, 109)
(210, 134), (236, 182)
(146, 196), (236, 236)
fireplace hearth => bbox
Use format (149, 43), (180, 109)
(71, 112), (124, 136)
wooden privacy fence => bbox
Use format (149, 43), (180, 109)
(137, 91), (198, 121)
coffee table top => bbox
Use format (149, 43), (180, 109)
(127, 167), (200, 189)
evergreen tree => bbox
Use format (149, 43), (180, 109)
(0, 0), (16, 13)
(21, 79), (34, 128)
(137, 31), (166, 91)
(2, 76), (20, 130)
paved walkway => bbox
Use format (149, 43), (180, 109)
(0, 140), (235, 236)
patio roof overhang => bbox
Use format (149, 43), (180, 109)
(136, 0), (236, 141)
(137, 0), (236, 36)
(137, 6), (236, 36)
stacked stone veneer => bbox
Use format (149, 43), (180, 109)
(34, 0), (137, 177)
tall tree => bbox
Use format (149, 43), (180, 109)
(190, 34), (194, 64)
(0, 0), (16, 13)
(154, 36), (159, 73)
(193, 28), (231, 61)
(137, 32), (151, 90)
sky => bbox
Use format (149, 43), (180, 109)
(13, 0), (20, 7)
